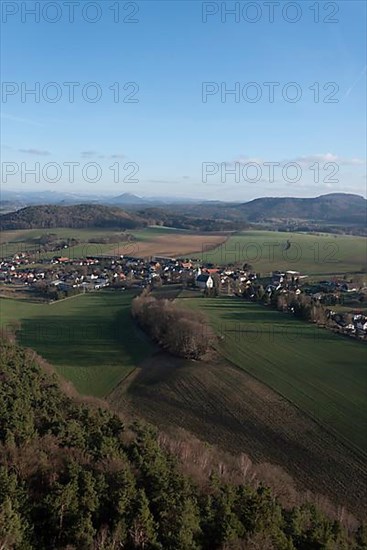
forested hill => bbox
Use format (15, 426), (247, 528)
(135, 193), (367, 229)
(0, 203), (239, 232)
(1, 193), (365, 231)
(0, 204), (148, 230)
(234, 193), (367, 224)
(0, 338), (366, 549)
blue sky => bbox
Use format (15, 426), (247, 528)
(1, 0), (366, 200)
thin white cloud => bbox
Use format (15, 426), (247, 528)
(1, 113), (44, 127)
(81, 151), (99, 158)
(290, 153), (365, 166)
(235, 157), (264, 165)
(18, 148), (50, 156)
(233, 153), (365, 167)
(81, 151), (125, 159)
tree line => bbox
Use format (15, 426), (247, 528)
(243, 284), (329, 325)
(131, 293), (213, 360)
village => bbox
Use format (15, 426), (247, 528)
(1, 248), (367, 340)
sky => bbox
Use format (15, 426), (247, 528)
(1, 0), (366, 200)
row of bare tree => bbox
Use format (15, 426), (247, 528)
(131, 294), (213, 359)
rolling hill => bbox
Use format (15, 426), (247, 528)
(1, 193), (365, 232)
(135, 193), (367, 230)
(0, 203), (148, 230)
(233, 193), (367, 224)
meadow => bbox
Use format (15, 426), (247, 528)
(0, 226), (228, 260)
(0, 291), (153, 396)
(0, 228), (130, 259)
(181, 295), (367, 454)
(197, 230), (367, 275)
(2, 227), (365, 277)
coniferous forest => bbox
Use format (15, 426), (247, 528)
(0, 338), (366, 550)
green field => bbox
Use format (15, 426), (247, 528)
(3, 227), (365, 276)
(1, 282), (367, 512)
(0, 226), (195, 260)
(0, 291), (153, 396)
(197, 230), (367, 275)
(181, 295), (367, 453)
(0, 227), (138, 260)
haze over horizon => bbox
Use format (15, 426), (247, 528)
(1, 188), (367, 205)
(1, 1), (366, 200)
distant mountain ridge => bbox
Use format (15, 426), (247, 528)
(108, 192), (148, 205)
(135, 193), (367, 229)
(0, 190), (204, 209)
(0, 193), (365, 231)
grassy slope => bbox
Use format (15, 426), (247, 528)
(0, 291), (153, 396)
(197, 230), (367, 275)
(181, 296), (367, 453)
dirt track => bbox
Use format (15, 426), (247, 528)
(109, 352), (367, 519)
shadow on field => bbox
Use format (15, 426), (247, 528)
(18, 293), (153, 369)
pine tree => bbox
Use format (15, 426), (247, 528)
(0, 497), (25, 549)
(129, 489), (160, 549)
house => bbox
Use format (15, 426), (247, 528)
(286, 270), (300, 280)
(271, 271), (284, 284)
(356, 321), (367, 332)
(149, 261), (161, 271)
(272, 271), (285, 278)
(195, 273), (214, 290)
(265, 284), (277, 294)
(340, 283), (358, 293)
(206, 268), (219, 275)
(94, 278), (109, 290)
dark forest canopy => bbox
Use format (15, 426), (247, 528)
(0, 204), (240, 232)
(0, 204), (148, 230)
(0, 338), (366, 549)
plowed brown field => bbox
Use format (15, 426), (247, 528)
(109, 232), (228, 258)
(108, 352), (367, 518)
